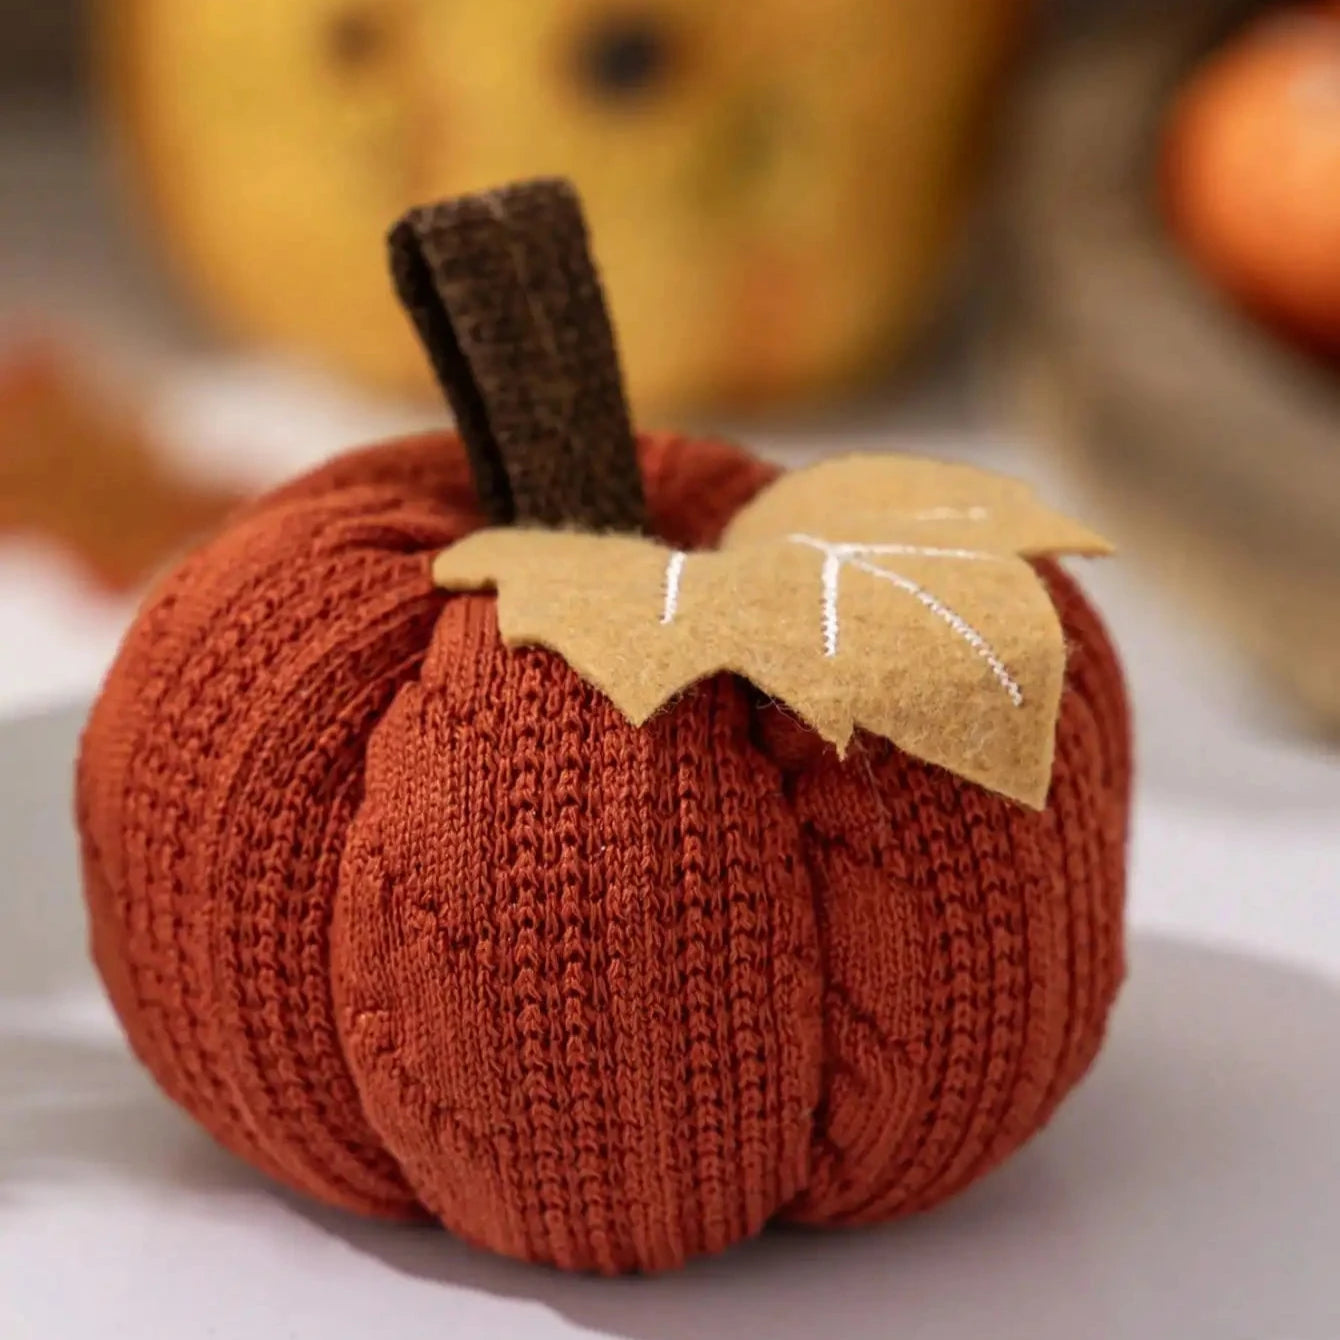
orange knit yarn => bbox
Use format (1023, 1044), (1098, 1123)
(77, 430), (1130, 1274)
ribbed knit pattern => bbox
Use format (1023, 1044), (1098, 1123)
(77, 430), (1130, 1274)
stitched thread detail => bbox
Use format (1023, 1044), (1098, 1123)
(909, 506), (990, 522)
(788, 535), (1023, 705)
(847, 558), (1023, 706)
(662, 551), (687, 625)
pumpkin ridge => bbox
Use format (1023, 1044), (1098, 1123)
(77, 467), (464, 1215)
(200, 585), (448, 1205)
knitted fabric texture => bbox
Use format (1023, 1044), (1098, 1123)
(77, 430), (1131, 1275)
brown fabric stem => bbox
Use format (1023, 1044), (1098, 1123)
(389, 178), (647, 534)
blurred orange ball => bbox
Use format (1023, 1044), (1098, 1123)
(1163, 7), (1340, 356)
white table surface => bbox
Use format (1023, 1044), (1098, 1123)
(3, 95), (1340, 1340)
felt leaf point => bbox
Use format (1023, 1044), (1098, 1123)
(433, 454), (1113, 808)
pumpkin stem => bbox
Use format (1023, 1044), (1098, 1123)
(389, 178), (647, 534)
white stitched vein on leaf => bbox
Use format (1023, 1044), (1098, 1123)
(789, 535), (1023, 706)
(827, 541), (997, 562)
(847, 559), (1023, 706)
(908, 506), (990, 522)
(661, 551), (687, 625)
(820, 551), (842, 658)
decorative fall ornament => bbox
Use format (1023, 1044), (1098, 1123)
(101, 0), (1028, 412)
(1163, 5), (1340, 359)
(78, 179), (1131, 1276)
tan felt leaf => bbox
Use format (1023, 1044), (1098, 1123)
(432, 454), (1114, 808)
(725, 455), (1115, 557)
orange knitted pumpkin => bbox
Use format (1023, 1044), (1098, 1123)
(77, 181), (1130, 1275)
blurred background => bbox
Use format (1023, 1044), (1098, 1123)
(0, 0), (1336, 835)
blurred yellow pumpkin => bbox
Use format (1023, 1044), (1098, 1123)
(104, 0), (1026, 413)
